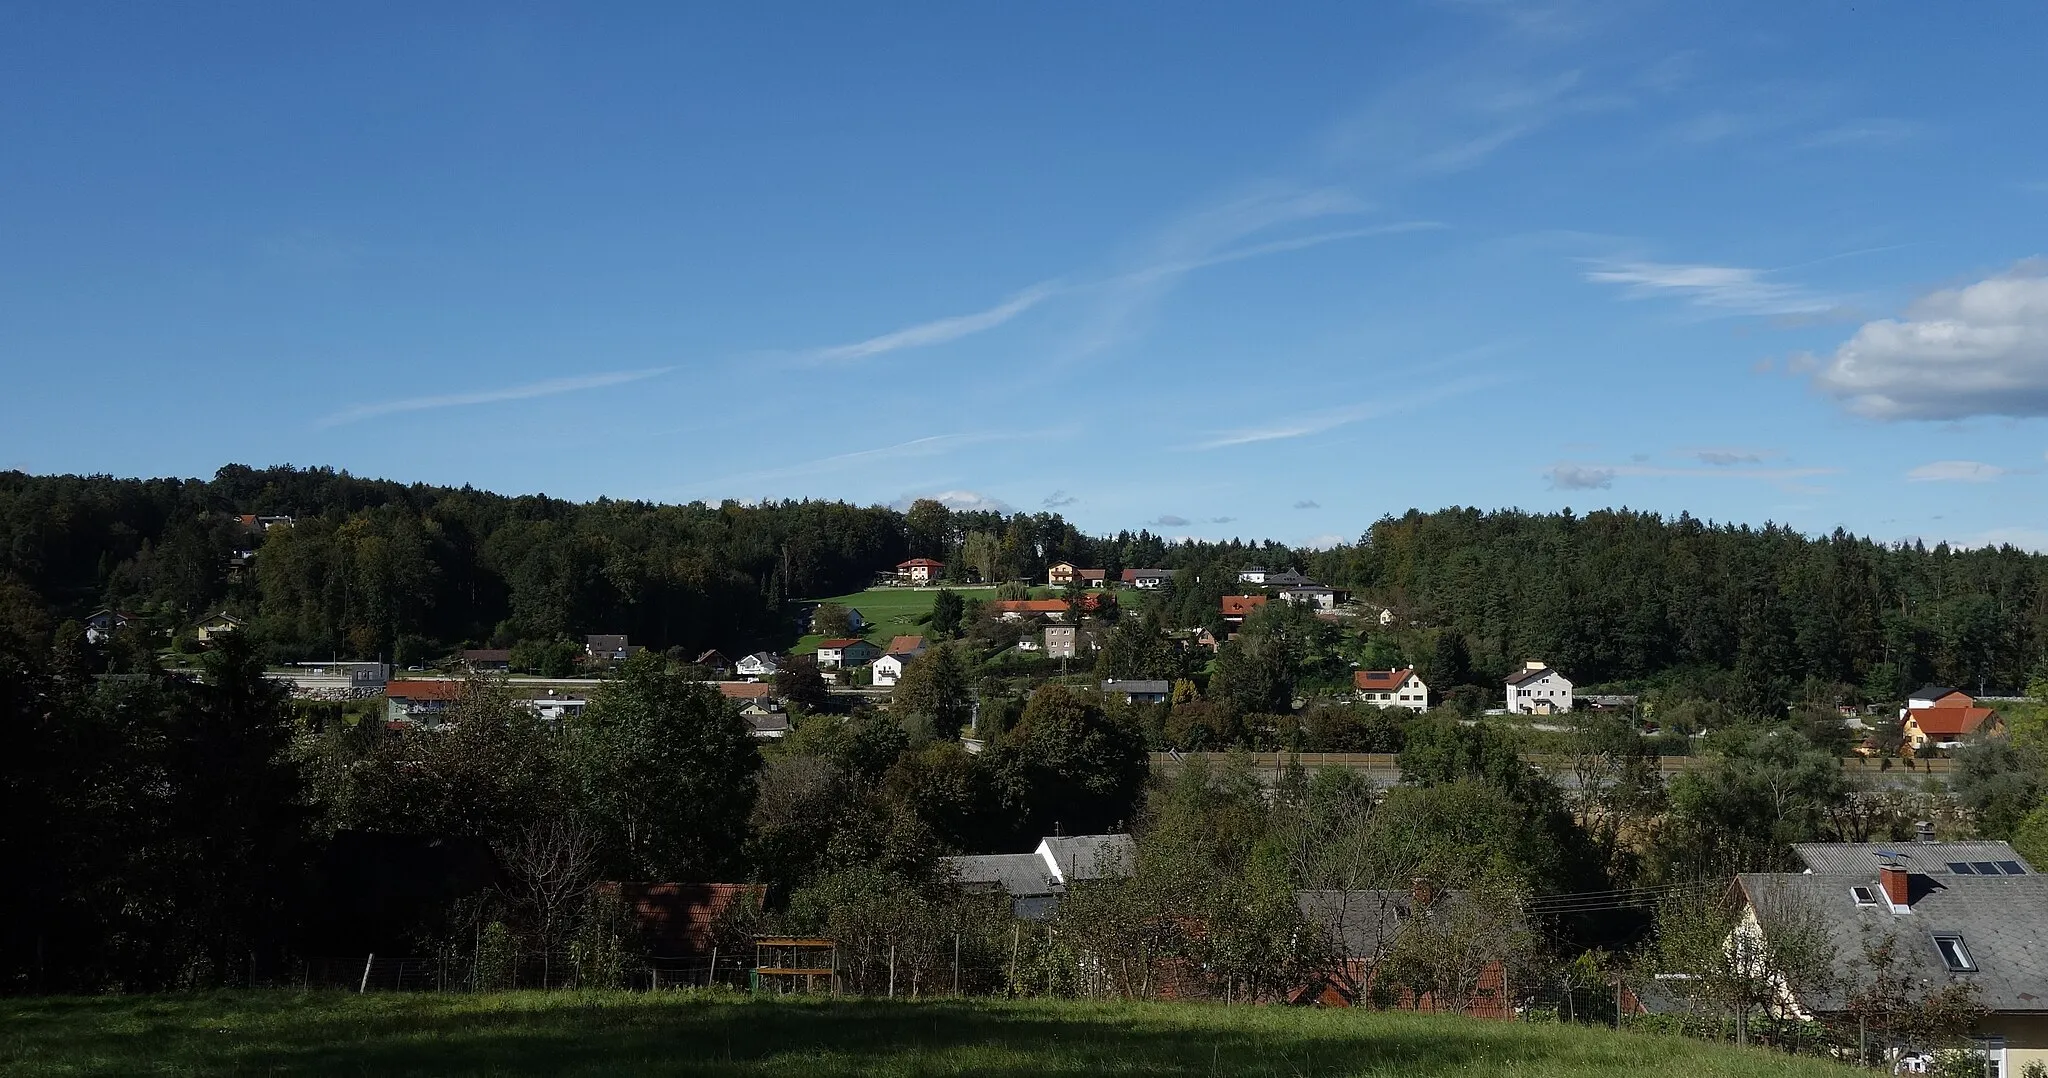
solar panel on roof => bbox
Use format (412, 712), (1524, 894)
(1950, 862), (1977, 874)
(1973, 861), (2001, 875)
(1998, 860), (2027, 875)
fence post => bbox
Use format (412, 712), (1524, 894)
(953, 933), (961, 996)
(710, 947), (719, 988)
(359, 953), (375, 994)
(1009, 924), (1019, 995)
(888, 942), (897, 998)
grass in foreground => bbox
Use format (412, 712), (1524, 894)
(0, 991), (1862, 1078)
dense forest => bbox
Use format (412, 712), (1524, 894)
(4, 465), (2045, 696)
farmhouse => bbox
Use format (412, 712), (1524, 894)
(1278, 585), (1340, 611)
(1354, 667), (1429, 712)
(1121, 568), (1179, 589)
(1047, 562), (1108, 588)
(459, 648), (511, 672)
(1504, 661), (1573, 714)
(191, 610), (245, 643)
(896, 558), (944, 585)
(1904, 705), (2006, 750)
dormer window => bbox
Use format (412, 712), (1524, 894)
(1933, 933), (1977, 973)
(1850, 885), (1878, 906)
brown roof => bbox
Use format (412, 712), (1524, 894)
(818, 637), (872, 649)
(991, 599), (1070, 614)
(1221, 595), (1269, 617)
(1078, 568), (1107, 581)
(897, 558), (945, 568)
(717, 682), (774, 700)
(386, 680), (465, 701)
(600, 882), (766, 956)
(1354, 667), (1414, 691)
(887, 635), (926, 653)
(1908, 706), (1999, 737)
(461, 649), (511, 662)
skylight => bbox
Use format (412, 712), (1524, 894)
(1850, 885), (1878, 906)
(1950, 862), (1976, 874)
(1948, 860), (2027, 876)
(1933, 934), (1977, 973)
(1972, 861), (2002, 875)
(1997, 861), (2026, 875)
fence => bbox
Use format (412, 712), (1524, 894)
(294, 952), (756, 993)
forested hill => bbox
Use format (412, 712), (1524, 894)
(2, 465), (2044, 695)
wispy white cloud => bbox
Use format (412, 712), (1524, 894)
(1148, 514), (1193, 527)
(1548, 465), (1615, 490)
(318, 368), (671, 427)
(806, 283), (1060, 364)
(1906, 460), (2009, 483)
(1801, 118), (1922, 149)
(1294, 500), (1321, 510)
(1687, 447), (1778, 466)
(1193, 375), (1496, 449)
(1584, 259), (1846, 316)
(1547, 460), (1840, 492)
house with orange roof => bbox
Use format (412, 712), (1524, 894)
(1355, 667), (1429, 712)
(1905, 704), (2006, 750)
(990, 599), (1070, 622)
(1048, 562), (1108, 588)
(896, 558), (945, 585)
(815, 637), (881, 669)
(1220, 595), (1269, 622)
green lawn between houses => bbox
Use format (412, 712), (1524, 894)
(790, 585), (1150, 656)
(0, 991), (1862, 1078)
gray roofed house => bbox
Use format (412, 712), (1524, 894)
(1733, 868), (2048, 1071)
(1102, 679), (1172, 705)
(1792, 841), (2034, 877)
(940, 833), (1135, 920)
(586, 634), (631, 659)
(1040, 834), (1136, 882)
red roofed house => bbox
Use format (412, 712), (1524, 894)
(897, 558), (945, 585)
(1355, 668), (1430, 712)
(1905, 705), (2006, 751)
(1048, 562), (1108, 588)
(886, 635), (928, 657)
(1221, 595), (1269, 622)
(384, 680), (465, 726)
(815, 637), (882, 669)
(990, 599), (1070, 622)
(600, 882), (768, 959)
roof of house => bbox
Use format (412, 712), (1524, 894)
(192, 610), (245, 627)
(1737, 871), (2048, 1013)
(717, 682), (774, 700)
(739, 651), (782, 665)
(747, 711), (791, 736)
(1354, 667), (1416, 691)
(1792, 841), (2033, 876)
(1504, 665), (1561, 687)
(385, 680), (465, 701)
(1282, 584), (1337, 595)
(694, 649), (729, 664)
(897, 558), (945, 569)
(887, 635), (927, 654)
(816, 637), (874, 649)
(1039, 834), (1136, 882)
(1221, 595), (1269, 616)
(991, 599), (1069, 614)
(1103, 679), (1172, 696)
(1121, 567), (1178, 581)
(1077, 568), (1108, 580)
(461, 648), (511, 662)
(1263, 571), (1318, 587)
(1295, 889), (1415, 959)
(586, 634), (628, 649)
(1910, 684), (1967, 703)
(1906, 706), (2000, 737)
(600, 882), (767, 956)
(944, 852), (1060, 897)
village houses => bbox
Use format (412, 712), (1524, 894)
(1504, 661), (1573, 714)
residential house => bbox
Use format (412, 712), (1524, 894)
(460, 648), (511, 672)
(1102, 678), (1171, 705)
(600, 882), (768, 958)
(1221, 595), (1269, 622)
(716, 681), (776, 705)
(736, 652), (783, 679)
(1045, 625), (1078, 658)
(191, 610), (245, 643)
(991, 599), (1070, 621)
(522, 692), (587, 722)
(744, 707), (791, 739)
(886, 635), (928, 658)
(872, 651), (912, 688)
(1905, 705), (2006, 751)
(1291, 881), (1513, 1016)
(1377, 607), (1396, 627)
(1238, 566), (1270, 585)
(1731, 855), (2048, 1074)
(896, 558), (945, 585)
(693, 649), (732, 676)
(1791, 839), (2034, 877)
(1261, 570), (1318, 589)
(943, 834), (1136, 920)
(384, 680), (464, 726)
(1504, 661), (1573, 714)
(1279, 585), (1341, 611)
(1354, 667), (1429, 712)
(83, 608), (138, 644)
(235, 513), (296, 533)
(1121, 568), (1179, 589)
(586, 634), (632, 661)
(815, 637), (881, 669)
(1908, 684), (1976, 711)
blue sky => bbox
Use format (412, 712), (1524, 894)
(4, 2), (2047, 549)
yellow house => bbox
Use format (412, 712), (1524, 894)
(190, 611), (245, 643)
(1903, 705), (2005, 750)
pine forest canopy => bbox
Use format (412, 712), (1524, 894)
(1, 465), (2044, 693)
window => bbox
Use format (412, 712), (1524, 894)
(1997, 860), (2027, 875)
(1851, 885), (1878, 906)
(1972, 861), (2002, 875)
(1949, 862), (1977, 875)
(1933, 933), (1976, 973)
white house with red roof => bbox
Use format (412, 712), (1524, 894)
(896, 558), (944, 585)
(1354, 667), (1429, 712)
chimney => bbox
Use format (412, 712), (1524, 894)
(1916, 820), (1936, 844)
(1878, 863), (1911, 909)
(1411, 876), (1436, 907)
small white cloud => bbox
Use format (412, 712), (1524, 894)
(1300, 534), (1348, 551)
(1294, 500), (1321, 510)
(1809, 261), (2048, 420)
(807, 283), (1059, 363)
(896, 490), (1014, 514)
(1691, 448), (1775, 466)
(318, 368), (670, 427)
(1148, 514), (1192, 527)
(1210, 516), (1237, 524)
(1585, 259), (1843, 317)
(1549, 465), (1615, 490)
(1906, 460), (2008, 483)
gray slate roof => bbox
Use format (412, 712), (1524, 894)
(1041, 834), (1135, 882)
(1792, 842), (2033, 876)
(945, 853), (1059, 897)
(1739, 872), (2048, 1013)
(1103, 679), (1172, 696)
(1296, 890), (1412, 958)
(1504, 666), (1557, 687)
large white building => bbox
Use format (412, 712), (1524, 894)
(1504, 661), (1573, 714)
(1354, 667), (1429, 712)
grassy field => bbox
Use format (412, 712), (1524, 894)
(0, 991), (1862, 1078)
(792, 588), (999, 653)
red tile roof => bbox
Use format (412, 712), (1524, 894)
(1221, 595), (1269, 617)
(599, 882), (767, 956)
(887, 635), (926, 654)
(897, 558), (945, 569)
(1354, 667), (1415, 692)
(717, 682), (774, 700)
(818, 638), (870, 649)
(1907, 706), (1999, 737)
(991, 599), (1070, 614)
(385, 680), (465, 701)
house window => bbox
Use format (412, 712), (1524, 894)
(1971, 861), (2002, 875)
(1932, 933), (1976, 973)
(1850, 885), (1878, 906)
(1997, 860), (2027, 875)
(1949, 862), (1977, 875)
